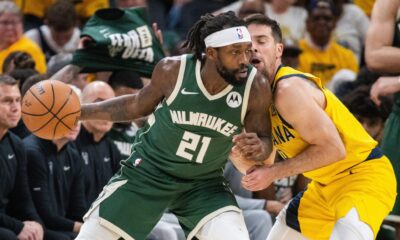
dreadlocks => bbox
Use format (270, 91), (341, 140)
(182, 11), (245, 61)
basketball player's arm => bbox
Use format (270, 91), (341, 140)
(230, 74), (274, 174)
(365, 0), (400, 73)
(49, 64), (82, 84)
(242, 77), (346, 191)
(80, 58), (179, 122)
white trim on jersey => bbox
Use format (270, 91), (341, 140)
(241, 68), (257, 124)
(195, 60), (234, 101)
(166, 54), (187, 105)
(187, 205), (242, 240)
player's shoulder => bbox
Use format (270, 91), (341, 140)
(155, 55), (184, 73)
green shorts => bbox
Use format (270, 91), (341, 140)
(381, 109), (400, 215)
(84, 152), (240, 240)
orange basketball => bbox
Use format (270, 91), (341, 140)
(21, 80), (81, 140)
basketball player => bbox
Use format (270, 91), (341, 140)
(71, 12), (273, 240)
(241, 13), (396, 240)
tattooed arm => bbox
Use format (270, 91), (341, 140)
(80, 57), (180, 122)
(49, 64), (82, 83)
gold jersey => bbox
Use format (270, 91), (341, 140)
(270, 66), (377, 185)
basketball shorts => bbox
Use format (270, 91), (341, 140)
(84, 152), (240, 240)
(285, 153), (396, 239)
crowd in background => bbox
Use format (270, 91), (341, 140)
(0, 0), (399, 239)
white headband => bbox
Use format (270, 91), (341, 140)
(204, 26), (252, 48)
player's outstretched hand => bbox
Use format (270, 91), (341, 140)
(241, 165), (275, 191)
(232, 132), (268, 162)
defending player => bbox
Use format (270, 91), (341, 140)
(242, 13), (396, 240)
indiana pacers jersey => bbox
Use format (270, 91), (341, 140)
(270, 66), (377, 185)
(129, 54), (256, 180)
(270, 66), (396, 239)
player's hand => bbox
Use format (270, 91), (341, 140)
(152, 22), (164, 44)
(241, 165), (275, 191)
(370, 76), (400, 106)
(78, 36), (93, 49)
(232, 132), (268, 162)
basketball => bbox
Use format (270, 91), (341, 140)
(21, 80), (81, 140)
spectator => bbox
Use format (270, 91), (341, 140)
(0, 74), (44, 240)
(0, 2), (46, 74)
(333, 0), (370, 62)
(342, 85), (392, 142)
(74, 81), (122, 206)
(24, 122), (86, 240)
(108, 71), (144, 160)
(298, 0), (359, 86)
(216, 0), (307, 41)
(25, 0), (80, 62)
(16, 0), (109, 30)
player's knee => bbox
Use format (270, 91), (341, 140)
(196, 211), (250, 240)
(330, 208), (374, 240)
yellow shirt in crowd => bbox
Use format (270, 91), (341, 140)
(298, 39), (359, 86)
(0, 36), (46, 74)
(14, 0), (109, 19)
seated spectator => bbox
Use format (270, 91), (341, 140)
(216, 0), (307, 41)
(298, 0), (359, 86)
(333, 0), (369, 62)
(16, 0), (110, 30)
(282, 38), (302, 68)
(342, 85), (392, 142)
(108, 71), (144, 159)
(25, 0), (80, 62)
(74, 81), (122, 206)
(24, 120), (86, 240)
(0, 2), (46, 74)
(0, 75), (44, 240)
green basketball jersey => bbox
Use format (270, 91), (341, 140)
(72, 7), (164, 78)
(127, 54), (256, 180)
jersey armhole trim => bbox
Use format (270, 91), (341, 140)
(166, 54), (187, 105)
(241, 68), (257, 124)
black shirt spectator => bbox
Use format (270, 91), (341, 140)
(24, 135), (86, 237)
(0, 132), (42, 237)
(74, 126), (121, 206)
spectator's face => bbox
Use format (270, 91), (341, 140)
(0, 12), (23, 47)
(238, 0), (265, 19)
(63, 121), (81, 141)
(50, 27), (74, 47)
(82, 84), (115, 136)
(306, 7), (335, 46)
(0, 84), (21, 130)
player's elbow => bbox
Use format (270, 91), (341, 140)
(365, 51), (384, 72)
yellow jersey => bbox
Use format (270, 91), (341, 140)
(270, 66), (377, 185)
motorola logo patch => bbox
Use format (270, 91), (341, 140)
(226, 92), (242, 108)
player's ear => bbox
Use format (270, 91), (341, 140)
(206, 47), (218, 61)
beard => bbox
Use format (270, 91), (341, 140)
(216, 62), (247, 86)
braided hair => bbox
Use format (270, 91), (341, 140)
(182, 11), (245, 61)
